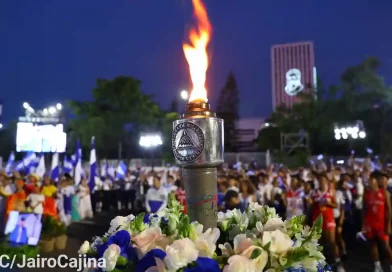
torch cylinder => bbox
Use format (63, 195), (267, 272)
(172, 105), (224, 229)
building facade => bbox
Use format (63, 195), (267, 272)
(271, 41), (316, 110)
(234, 118), (265, 151)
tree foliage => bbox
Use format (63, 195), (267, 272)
(257, 57), (392, 156)
(67, 76), (174, 159)
(216, 72), (240, 152)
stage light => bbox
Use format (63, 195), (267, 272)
(139, 134), (163, 148)
(56, 103), (62, 110)
(335, 134), (341, 140)
(346, 127), (353, 134)
(334, 128), (340, 134)
(342, 133), (348, 139)
(352, 133), (358, 139)
(359, 131), (366, 138)
(23, 102), (29, 109)
(48, 106), (56, 115)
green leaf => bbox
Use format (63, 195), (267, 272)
(116, 255), (128, 266)
(135, 213), (145, 231)
(250, 248), (262, 259)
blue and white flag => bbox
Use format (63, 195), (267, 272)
(35, 155), (46, 178)
(107, 163), (115, 181)
(23, 152), (37, 175)
(89, 137), (97, 191)
(116, 161), (127, 180)
(51, 153), (60, 182)
(5, 152), (15, 175)
(71, 154), (77, 167)
(63, 155), (74, 175)
(15, 161), (24, 172)
(74, 140), (84, 185)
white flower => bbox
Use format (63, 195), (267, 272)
(263, 217), (285, 232)
(241, 246), (268, 271)
(127, 214), (135, 222)
(195, 228), (220, 257)
(223, 255), (256, 272)
(132, 227), (169, 256)
(262, 229), (293, 254)
(233, 234), (253, 253)
(102, 244), (121, 271)
(301, 226), (311, 237)
(78, 241), (90, 254)
(248, 202), (263, 211)
(219, 243), (235, 257)
(164, 238), (198, 271)
(108, 216), (129, 235)
(91, 237), (104, 251)
(256, 222), (263, 233)
(301, 258), (319, 270)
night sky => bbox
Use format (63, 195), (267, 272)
(1, 0), (391, 123)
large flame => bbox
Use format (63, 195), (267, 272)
(183, 0), (212, 103)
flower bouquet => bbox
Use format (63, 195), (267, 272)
(80, 195), (328, 272)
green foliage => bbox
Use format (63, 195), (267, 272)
(258, 57), (392, 155)
(217, 72), (240, 152)
(0, 243), (39, 260)
(41, 215), (58, 240)
(67, 75), (178, 158)
(53, 221), (67, 236)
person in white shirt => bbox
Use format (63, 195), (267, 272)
(123, 171), (136, 210)
(145, 176), (168, 213)
(27, 185), (45, 214)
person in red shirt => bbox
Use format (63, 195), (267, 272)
(363, 172), (392, 272)
(311, 174), (345, 272)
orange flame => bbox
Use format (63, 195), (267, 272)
(183, 0), (212, 103)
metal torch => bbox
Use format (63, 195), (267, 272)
(172, 100), (224, 228)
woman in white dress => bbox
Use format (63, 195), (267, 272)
(78, 179), (93, 220)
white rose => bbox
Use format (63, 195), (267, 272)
(263, 217), (285, 232)
(78, 241), (90, 254)
(218, 243), (235, 257)
(102, 244), (121, 271)
(132, 227), (168, 256)
(233, 234), (253, 253)
(241, 246), (268, 271)
(195, 228), (220, 257)
(223, 255), (256, 272)
(164, 238), (198, 271)
(262, 229), (293, 254)
(108, 216), (129, 234)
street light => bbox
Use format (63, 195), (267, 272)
(359, 131), (366, 139)
(0, 123), (3, 129)
(23, 102), (29, 109)
(56, 103), (62, 110)
(180, 90), (189, 100)
(334, 122), (366, 140)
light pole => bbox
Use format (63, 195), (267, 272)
(139, 134), (163, 170)
(334, 122), (366, 151)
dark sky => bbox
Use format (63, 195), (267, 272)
(1, 0), (391, 123)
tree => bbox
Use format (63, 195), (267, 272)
(67, 76), (162, 158)
(257, 57), (392, 156)
(216, 72), (240, 152)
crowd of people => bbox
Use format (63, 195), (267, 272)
(1, 153), (392, 272)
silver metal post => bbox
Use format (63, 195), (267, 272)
(172, 101), (224, 228)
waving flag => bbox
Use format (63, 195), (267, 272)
(89, 137), (97, 191)
(14, 161), (24, 172)
(35, 154), (46, 178)
(74, 140), (84, 185)
(63, 155), (74, 175)
(5, 152), (15, 175)
(116, 161), (127, 180)
(23, 152), (37, 175)
(51, 153), (60, 182)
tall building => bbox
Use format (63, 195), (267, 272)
(271, 41), (316, 110)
